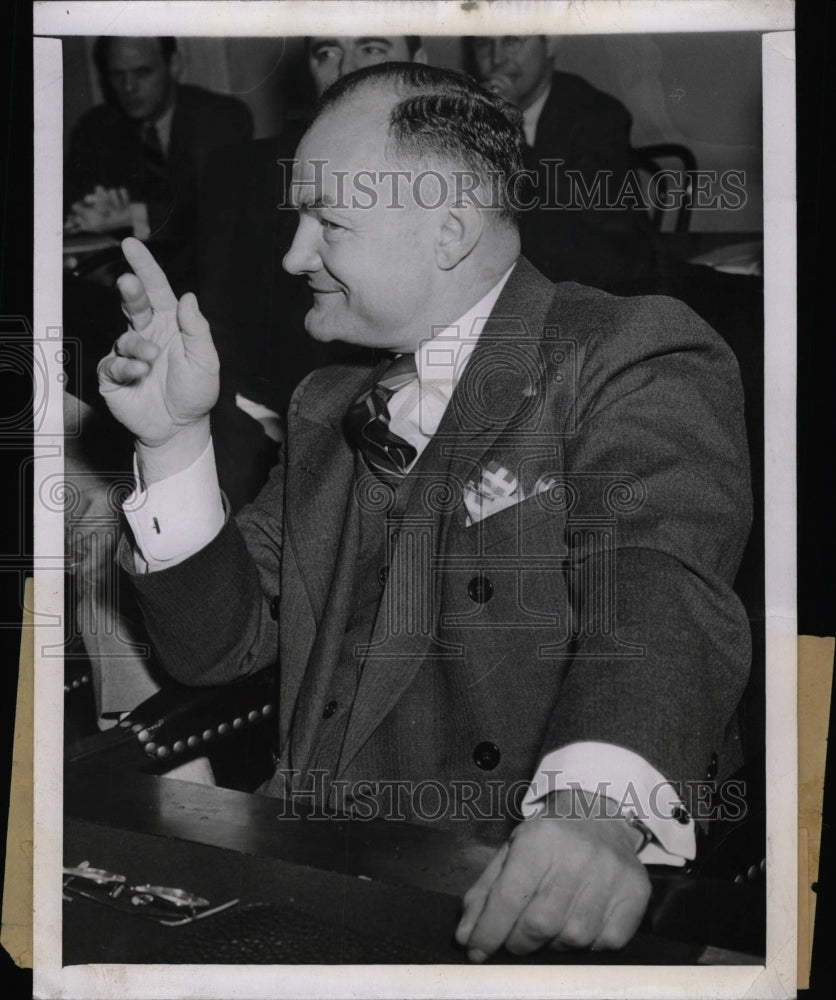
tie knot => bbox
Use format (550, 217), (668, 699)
(344, 354), (419, 482)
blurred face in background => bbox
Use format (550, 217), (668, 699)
(471, 35), (555, 111)
(307, 36), (425, 97)
(104, 37), (180, 121)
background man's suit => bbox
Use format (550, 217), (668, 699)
(520, 71), (658, 293)
(127, 258), (752, 831)
(65, 82), (253, 277)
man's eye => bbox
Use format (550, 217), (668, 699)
(319, 218), (343, 231)
(313, 48), (340, 64)
(360, 45), (388, 58)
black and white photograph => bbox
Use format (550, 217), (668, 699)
(29, 1), (797, 996)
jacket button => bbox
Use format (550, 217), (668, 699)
(269, 596), (280, 621)
(706, 752), (718, 779)
(322, 700), (337, 719)
(671, 806), (690, 825)
(473, 741), (500, 770)
(467, 575), (494, 604)
(378, 565), (389, 586)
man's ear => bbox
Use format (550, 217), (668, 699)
(543, 36), (558, 63)
(412, 47), (428, 66)
(435, 199), (484, 270)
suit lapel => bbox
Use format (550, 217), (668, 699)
(337, 259), (557, 775)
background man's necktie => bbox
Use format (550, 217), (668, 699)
(345, 353), (418, 481)
(140, 120), (167, 195)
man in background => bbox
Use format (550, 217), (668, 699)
(468, 35), (658, 292)
(65, 35), (253, 290)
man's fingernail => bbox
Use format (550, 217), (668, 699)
(468, 948), (487, 963)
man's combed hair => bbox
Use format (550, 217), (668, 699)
(318, 62), (525, 223)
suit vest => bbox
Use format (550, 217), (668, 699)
(272, 453), (425, 809)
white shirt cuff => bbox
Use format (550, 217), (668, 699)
(123, 438), (225, 572)
(521, 741), (696, 867)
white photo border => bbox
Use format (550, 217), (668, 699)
(32, 2), (796, 997)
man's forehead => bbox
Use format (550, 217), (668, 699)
(309, 35), (410, 51)
(108, 37), (165, 67)
(293, 94), (396, 182)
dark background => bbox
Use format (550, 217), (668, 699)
(1, 2), (834, 997)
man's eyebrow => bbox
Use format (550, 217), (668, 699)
(354, 37), (395, 48)
(310, 38), (340, 52)
(292, 194), (339, 210)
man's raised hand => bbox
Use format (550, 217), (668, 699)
(97, 238), (219, 482)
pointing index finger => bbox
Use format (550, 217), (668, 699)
(121, 237), (178, 313)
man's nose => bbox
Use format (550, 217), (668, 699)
(339, 51), (356, 77)
(282, 216), (322, 275)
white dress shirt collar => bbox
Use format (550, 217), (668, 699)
(522, 80), (552, 147)
(386, 264), (516, 453)
(150, 102), (176, 156)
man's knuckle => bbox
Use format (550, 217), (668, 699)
(558, 916), (597, 950)
(504, 934), (537, 956)
(461, 887), (481, 909)
(593, 926), (631, 951)
(518, 909), (555, 940)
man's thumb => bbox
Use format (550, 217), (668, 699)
(177, 293), (219, 369)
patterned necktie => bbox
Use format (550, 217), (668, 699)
(140, 120), (167, 195)
(345, 353), (418, 481)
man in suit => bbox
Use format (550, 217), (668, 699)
(65, 35), (253, 290)
(468, 35), (658, 292)
(98, 64), (751, 958)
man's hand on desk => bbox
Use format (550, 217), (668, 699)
(97, 237), (220, 484)
(65, 185), (134, 234)
(455, 790), (651, 960)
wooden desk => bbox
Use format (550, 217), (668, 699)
(63, 753), (764, 967)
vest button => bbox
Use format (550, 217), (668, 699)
(473, 741), (500, 770)
(269, 595), (280, 621)
(378, 565), (389, 586)
(322, 700), (337, 719)
(467, 575), (494, 603)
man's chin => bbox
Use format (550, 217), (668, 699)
(304, 313), (351, 345)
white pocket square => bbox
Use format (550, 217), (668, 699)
(463, 462), (522, 526)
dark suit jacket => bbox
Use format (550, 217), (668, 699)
(519, 71), (659, 292)
(128, 258), (752, 830)
(65, 83), (253, 247)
